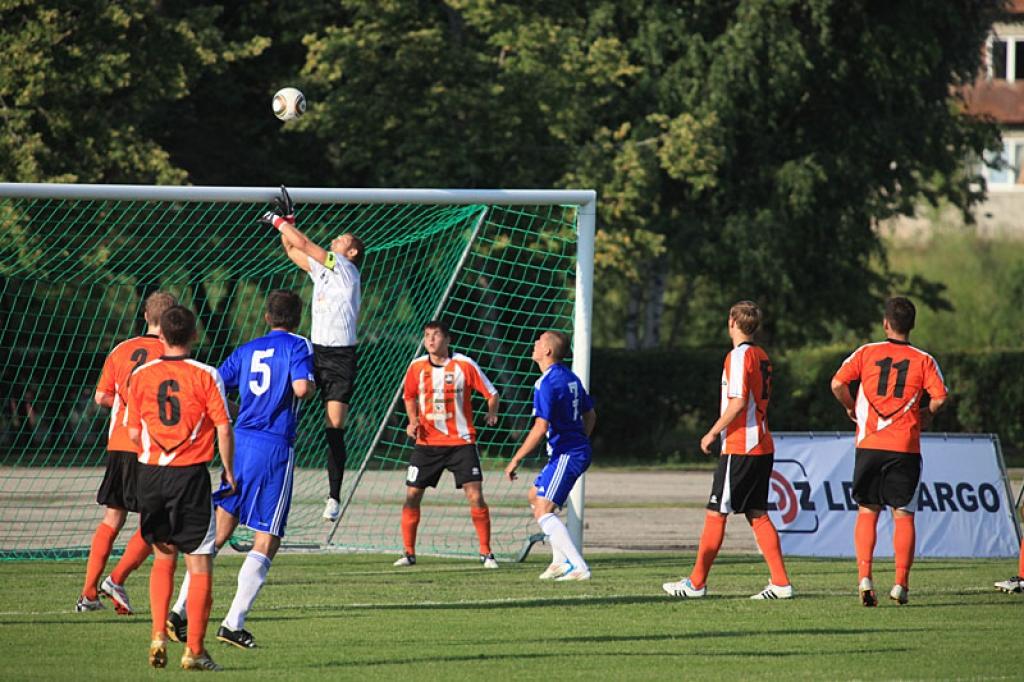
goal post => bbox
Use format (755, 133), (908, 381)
(0, 183), (596, 561)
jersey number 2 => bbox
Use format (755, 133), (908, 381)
(249, 349), (275, 396)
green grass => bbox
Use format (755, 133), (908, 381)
(2, 553), (1022, 680)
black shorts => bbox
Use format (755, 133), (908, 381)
(707, 453), (774, 514)
(314, 345), (357, 404)
(406, 444), (483, 489)
(852, 448), (921, 510)
(137, 463), (216, 555)
(96, 450), (140, 512)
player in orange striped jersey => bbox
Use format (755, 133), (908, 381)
(127, 305), (235, 671)
(663, 301), (793, 600)
(832, 296), (947, 607)
(77, 291), (177, 615)
(394, 320), (500, 568)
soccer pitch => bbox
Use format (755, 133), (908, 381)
(2, 553), (1021, 680)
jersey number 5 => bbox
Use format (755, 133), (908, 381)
(249, 349), (275, 396)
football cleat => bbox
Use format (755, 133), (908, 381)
(555, 566), (592, 581)
(393, 553), (416, 567)
(994, 576), (1024, 593)
(322, 497), (340, 522)
(99, 575), (134, 615)
(216, 625), (256, 649)
(889, 584), (908, 605)
(859, 577), (878, 607)
(166, 610), (188, 643)
(538, 562), (571, 580)
(75, 595), (104, 612)
(480, 553), (499, 569)
(181, 648), (222, 672)
(751, 583), (794, 600)
(149, 639), (168, 669)
(662, 578), (706, 598)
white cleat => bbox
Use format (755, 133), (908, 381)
(75, 595), (105, 612)
(480, 553), (499, 569)
(889, 584), (908, 605)
(994, 576), (1024, 593)
(538, 562), (571, 580)
(751, 583), (794, 600)
(555, 566), (591, 581)
(662, 578), (706, 598)
(392, 554), (416, 567)
(859, 577), (878, 607)
(99, 575), (134, 615)
(322, 498), (340, 522)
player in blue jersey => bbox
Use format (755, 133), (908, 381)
(505, 331), (596, 581)
(166, 290), (315, 649)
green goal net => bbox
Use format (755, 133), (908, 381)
(0, 185), (595, 561)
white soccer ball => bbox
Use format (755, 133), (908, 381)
(272, 87), (306, 121)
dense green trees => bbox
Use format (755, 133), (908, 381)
(0, 0), (1006, 349)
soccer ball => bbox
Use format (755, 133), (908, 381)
(272, 87), (306, 121)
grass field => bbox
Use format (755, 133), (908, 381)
(2, 552), (1022, 680)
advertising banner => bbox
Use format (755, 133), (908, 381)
(768, 433), (1021, 557)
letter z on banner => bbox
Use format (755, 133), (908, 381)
(767, 433), (1021, 558)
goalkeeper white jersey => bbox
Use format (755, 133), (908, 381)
(308, 252), (361, 347)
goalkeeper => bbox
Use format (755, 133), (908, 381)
(262, 187), (364, 523)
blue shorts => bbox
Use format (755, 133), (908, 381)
(213, 429), (294, 538)
(533, 449), (591, 507)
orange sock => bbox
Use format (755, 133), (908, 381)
(470, 506), (492, 555)
(855, 510), (879, 581)
(186, 572), (213, 656)
(751, 515), (790, 586)
(893, 515), (916, 588)
(688, 512), (727, 589)
(401, 507), (421, 556)
(83, 522), (118, 599)
(110, 528), (152, 585)
(149, 556), (176, 640)
(1018, 537), (1024, 577)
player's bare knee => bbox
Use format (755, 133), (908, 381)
(253, 532), (281, 559)
(102, 507), (127, 531)
(404, 488), (424, 509)
(745, 509), (766, 524)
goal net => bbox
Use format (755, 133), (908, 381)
(0, 184), (595, 561)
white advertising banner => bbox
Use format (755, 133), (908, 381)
(767, 433), (1021, 557)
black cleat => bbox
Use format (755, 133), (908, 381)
(859, 577), (878, 607)
(166, 611), (188, 643)
(217, 625), (256, 649)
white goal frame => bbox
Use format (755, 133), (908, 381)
(0, 182), (597, 554)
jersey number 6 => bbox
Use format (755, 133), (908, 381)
(157, 380), (181, 426)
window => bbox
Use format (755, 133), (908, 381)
(988, 36), (1024, 82)
(979, 138), (1024, 187)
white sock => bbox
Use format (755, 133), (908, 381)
(171, 570), (190, 618)
(222, 551), (272, 631)
(538, 513), (586, 571)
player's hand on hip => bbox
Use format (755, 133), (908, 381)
(405, 422), (419, 440)
(504, 462), (518, 481)
(699, 432), (716, 455)
(485, 413), (498, 427)
(846, 407), (857, 424)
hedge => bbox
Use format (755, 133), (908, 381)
(588, 347), (1024, 464)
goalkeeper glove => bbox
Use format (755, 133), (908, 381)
(260, 211), (292, 231)
(275, 185), (295, 223)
